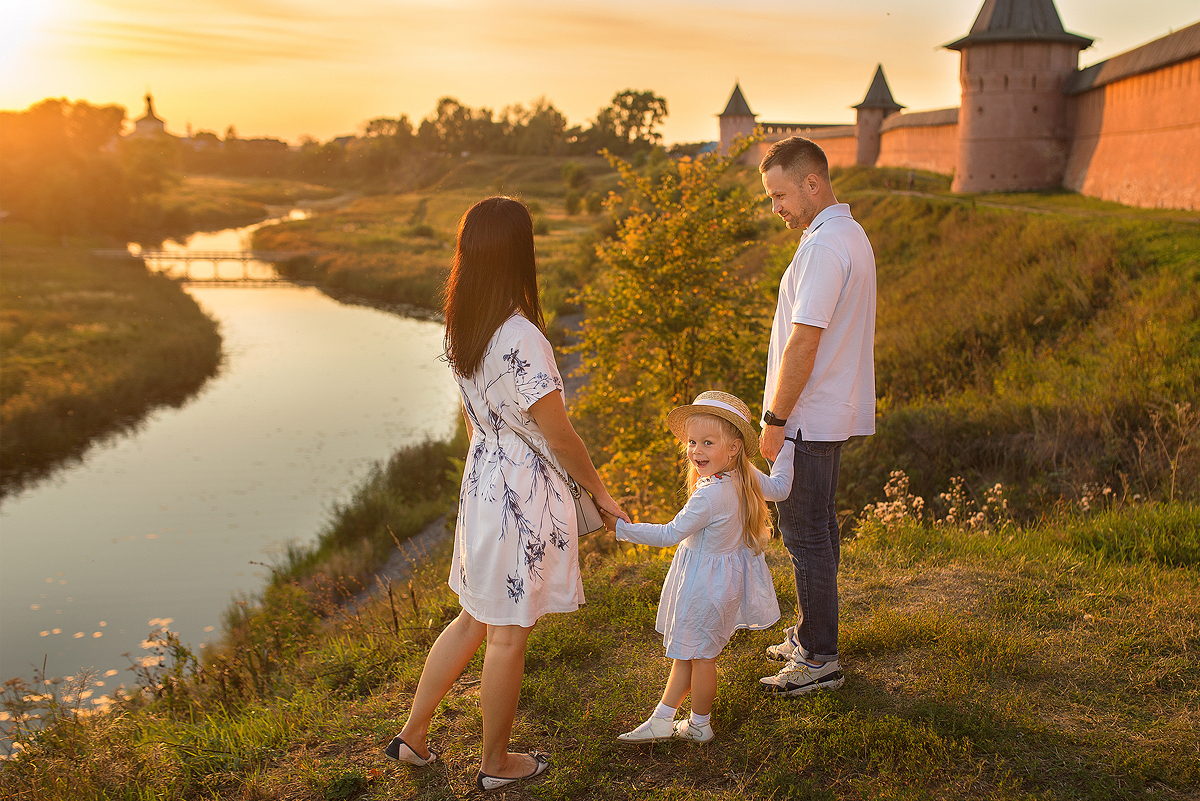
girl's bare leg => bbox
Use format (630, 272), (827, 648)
(397, 610), (487, 757)
(661, 659), (694, 709)
(479, 623), (536, 778)
(688, 658), (718, 716)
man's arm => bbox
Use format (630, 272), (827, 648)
(761, 323), (822, 461)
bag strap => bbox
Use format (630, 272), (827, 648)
(508, 424), (583, 500)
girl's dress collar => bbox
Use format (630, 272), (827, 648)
(697, 471), (730, 488)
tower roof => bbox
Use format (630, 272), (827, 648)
(719, 84), (755, 118)
(137, 92), (163, 123)
(944, 0), (1093, 50)
(852, 65), (905, 111)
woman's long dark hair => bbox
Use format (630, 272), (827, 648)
(443, 197), (545, 377)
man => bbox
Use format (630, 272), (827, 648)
(757, 137), (876, 695)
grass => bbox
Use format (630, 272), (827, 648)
(250, 160), (1200, 515)
(0, 222), (222, 494)
(133, 175), (342, 239)
(6, 159), (1197, 798)
(251, 154), (618, 322)
(4, 492), (1197, 799)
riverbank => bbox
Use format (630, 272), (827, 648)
(5, 158), (1198, 798)
(255, 159), (1200, 514)
(0, 223), (222, 494)
(0, 174), (351, 496)
(4, 488), (1196, 799)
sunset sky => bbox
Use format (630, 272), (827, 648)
(3, 0), (1196, 146)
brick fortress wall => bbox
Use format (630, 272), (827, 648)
(1064, 54), (1200, 210)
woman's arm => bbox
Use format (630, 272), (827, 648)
(615, 491), (711, 548)
(462, 403), (474, 441)
(528, 389), (628, 523)
(756, 440), (795, 502)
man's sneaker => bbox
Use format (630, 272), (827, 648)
(673, 718), (715, 743)
(765, 626), (800, 662)
(760, 658), (844, 695)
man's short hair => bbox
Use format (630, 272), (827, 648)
(760, 137), (830, 184)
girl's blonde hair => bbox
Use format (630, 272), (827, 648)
(683, 414), (771, 553)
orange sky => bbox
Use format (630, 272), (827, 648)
(2, 0), (1196, 145)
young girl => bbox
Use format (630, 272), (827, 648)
(613, 390), (793, 743)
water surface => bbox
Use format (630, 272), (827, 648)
(1, 221), (458, 697)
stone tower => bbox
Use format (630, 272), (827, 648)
(946, 0), (1093, 192)
(852, 65), (904, 166)
(718, 84), (757, 155)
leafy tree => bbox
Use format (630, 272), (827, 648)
(417, 97), (498, 154)
(0, 98), (131, 236)
(585, 90), (668, 155)
(501, 97), (568, 155)
(573, 140), (767, 515)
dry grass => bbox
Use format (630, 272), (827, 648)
(7, 497), (1196, 800)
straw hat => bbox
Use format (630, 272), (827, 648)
(666, 390), (759, 458)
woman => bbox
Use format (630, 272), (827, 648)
(384, 197), (627, 791)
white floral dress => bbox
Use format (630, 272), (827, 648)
(449, 314), (584, 627)
(614, 442), (794, 660)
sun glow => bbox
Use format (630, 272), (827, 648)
(1, 0), (1196, 145)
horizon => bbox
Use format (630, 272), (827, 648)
(3, 0), (1197, 147)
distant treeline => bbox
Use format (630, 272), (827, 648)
(0, 98), (177, 238)
(188, 90), (670, 186)
(0, 90), (670, 237)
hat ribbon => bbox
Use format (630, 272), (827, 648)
(693, 398), (750, 424)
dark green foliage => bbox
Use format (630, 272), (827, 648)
(0, 226), (222, 494)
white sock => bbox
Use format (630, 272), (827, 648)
(653, 702), (677, 720)
(690, 711), (711, 726)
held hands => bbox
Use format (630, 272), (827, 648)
(596, 493), (630, 532)
(760, 424), (786, 462)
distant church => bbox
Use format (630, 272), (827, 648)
(719, 0), (1200, 210)
(128, 92), (170, 139)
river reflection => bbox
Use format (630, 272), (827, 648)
(0, 250), (459, 699)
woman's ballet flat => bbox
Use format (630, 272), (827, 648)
(383, 736), (437, 766)
(616, 715), (677, 743)
(476, 751), (551, 791)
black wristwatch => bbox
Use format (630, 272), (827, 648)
(763, 409), (787, 427)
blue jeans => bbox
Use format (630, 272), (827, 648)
(776, 436), (843, 664)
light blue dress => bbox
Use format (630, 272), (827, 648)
(615, 442), (794, 660)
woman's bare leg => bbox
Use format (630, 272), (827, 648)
(479, 623), (535, 777)
(397, 610), (487, 757)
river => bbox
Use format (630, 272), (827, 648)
(0, 215), (460, 704)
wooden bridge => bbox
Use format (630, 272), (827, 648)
(91, 249), (313, 283)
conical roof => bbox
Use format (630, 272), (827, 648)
(719, 84), (755, 118)
(852, 65), (904, 111)
(945, 0), (1092, 50)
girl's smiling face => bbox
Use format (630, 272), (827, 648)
(685, 415), (741, 478)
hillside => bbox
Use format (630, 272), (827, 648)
(4, 158), (1198, 800)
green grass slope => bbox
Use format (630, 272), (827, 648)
(4, 498), (1197, 800)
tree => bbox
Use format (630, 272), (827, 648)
(0, 98), (131, 236)
(418, 97), (497, 154)
(572, 140), (767, 515)
(583, 90), (668, 155)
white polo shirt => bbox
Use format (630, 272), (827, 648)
(762, 203), (876, 442)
